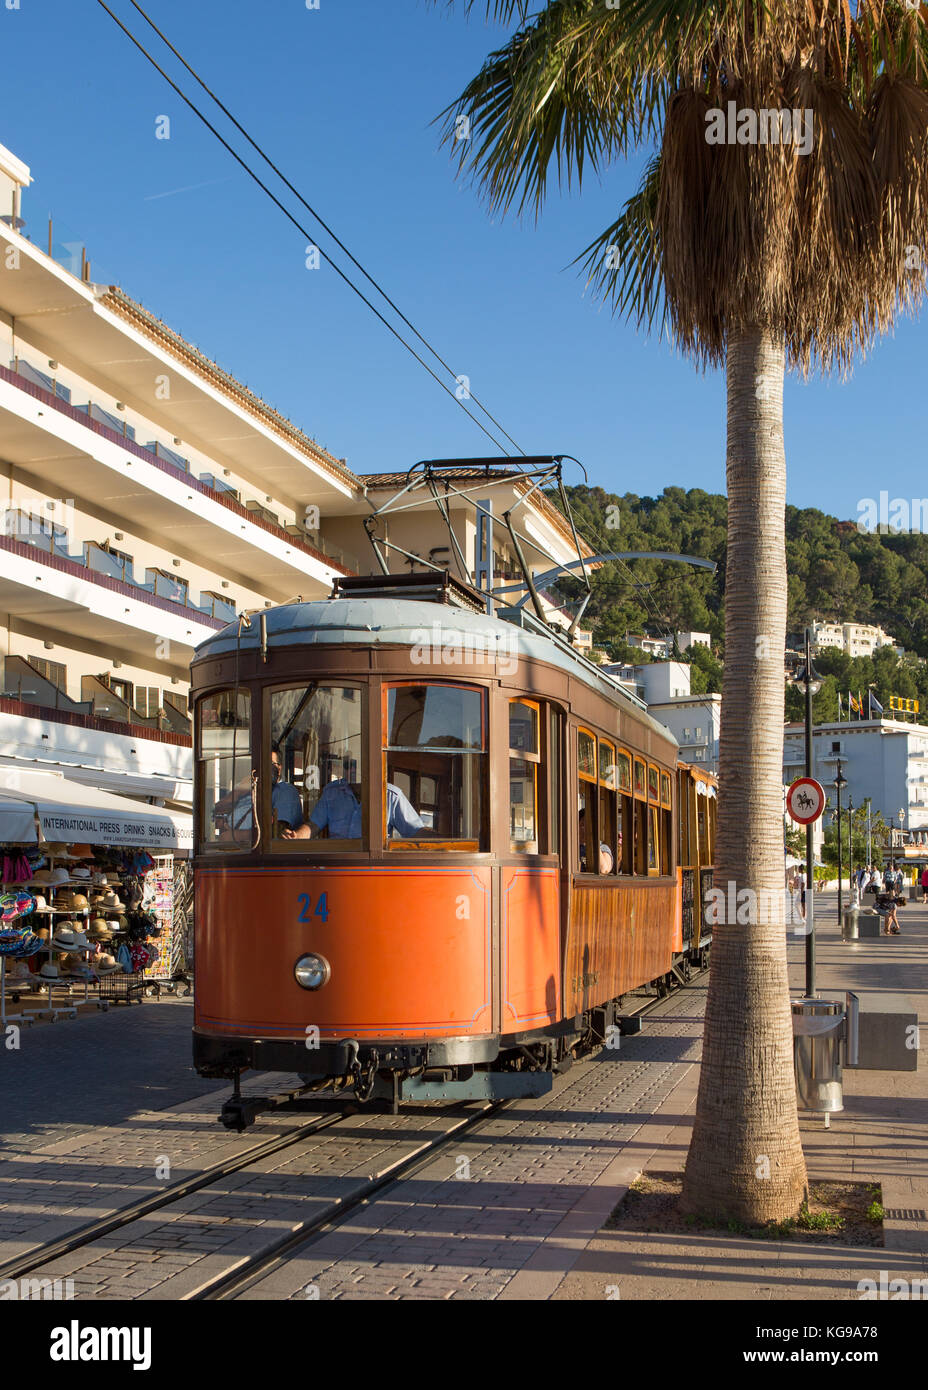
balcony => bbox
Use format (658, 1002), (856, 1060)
(0, 360), (356, 584)
(3, 518), (232, 627)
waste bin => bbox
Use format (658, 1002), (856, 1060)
(842, 905), (859, 940)
(791, 997), (847, 1113)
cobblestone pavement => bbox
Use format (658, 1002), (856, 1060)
(238, 989), (706, 1301)
(2, 984), (706, 1300)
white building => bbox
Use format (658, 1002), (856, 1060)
(808, 620), (903, 660)
(783, 717), (928, 838)
(602, 660), (721, 771)
(0, 142), (356, 808)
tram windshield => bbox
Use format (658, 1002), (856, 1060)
(384, 683), (487, 848)
(270, 684), (364, 845)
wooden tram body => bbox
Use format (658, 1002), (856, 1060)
(191, 574), (716, 1112)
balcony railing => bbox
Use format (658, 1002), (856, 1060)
(0, 693), (191, 747)
(0, 532), (225, 632)
(0, 361), (355, 576)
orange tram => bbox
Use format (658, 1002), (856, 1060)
(191, 573), (716, 1128)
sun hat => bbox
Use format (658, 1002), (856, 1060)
(30, 894), (47, 912)
(71, 866), (91, 880)
(91, 871), (108, 887)
(89, 916), (111, 934)
(69, 892), (89, 910)
(39, 961), (59, 979)
(102, 891), (125, 909)
(95, 952), (120, 973)
(0, 930), (27, 956)
(49, 867), (70, 886)
(69, 844), (94, 859)
(29, 869), (53, 885)
(52, 926), (80, 949)
(34, 926), (50, 942)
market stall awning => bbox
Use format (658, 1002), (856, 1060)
(0, 768), (192, 850)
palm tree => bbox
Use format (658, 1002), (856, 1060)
(438, 0), (928, 1221)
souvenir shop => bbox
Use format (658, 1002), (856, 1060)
(0, 770), (192, 1025)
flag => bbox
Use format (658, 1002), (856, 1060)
(837, 692), (844, 720)
(858, 691), (863, 721)
(870, 691), (884, 717)
(849, 691), (860, 716)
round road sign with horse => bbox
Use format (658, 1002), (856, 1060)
(786, 777), (826, 825)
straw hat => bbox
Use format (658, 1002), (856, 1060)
(89, 919), (112, 940)
(91, 872), (108, 887)
(71, 866), (91, 880)
(49, 867), (70, 886)
(95, 953), (120, 973)
(52, 926), (81, 949)
(34, 926), (50, 942)
(30, 869), (53, 886)
(102, 891), (124, 909)
(69, 844), (94, 859)
(39, 962), (59, 979)
(59, 952), (83, 973)
(69, 893), (89, 911)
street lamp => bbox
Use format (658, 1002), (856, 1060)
(833, 762), (848, 924)
(799, 628), (823, 996)
(848, 794), (854, 904)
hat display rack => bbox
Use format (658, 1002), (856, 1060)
(0, 839), (171, 1020)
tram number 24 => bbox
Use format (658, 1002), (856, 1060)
(297, 892), (330, 923)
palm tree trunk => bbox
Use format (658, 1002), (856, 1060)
(681, 325), (808, 1223)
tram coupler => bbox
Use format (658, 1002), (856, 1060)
(220, 1093), (270, 1132)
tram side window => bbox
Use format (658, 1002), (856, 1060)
(510, 700), (541, 852)
(385, 684), (487, 848)
(197, 690), (252, 850)
(549, 709), (563, 855)
(598, 739), (618, 875)
(577, 729), (600, 872)
(270, 685), (364, 845)
(617, 750), (633, 874)
(648, 806), (660, 874)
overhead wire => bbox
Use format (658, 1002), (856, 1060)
(93, 0), (516, 456)
(121, 0), (527, 461)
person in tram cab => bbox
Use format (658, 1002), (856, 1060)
(223, 745), (308, 839)
(306, 776), (426, 840)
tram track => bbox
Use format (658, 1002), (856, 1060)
(0, 1106), (351, 1284)
(1, 966), (707, 1297)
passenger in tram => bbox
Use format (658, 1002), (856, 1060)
(306, 777), (426, 840)
(578, 807), (614, 874)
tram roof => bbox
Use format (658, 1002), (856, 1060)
(193, 598), (679, 750)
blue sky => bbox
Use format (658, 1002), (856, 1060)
(4, 0), (925, 519)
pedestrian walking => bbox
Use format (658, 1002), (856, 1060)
(796, 865), (807, 922)
(920, 865), (928, 903)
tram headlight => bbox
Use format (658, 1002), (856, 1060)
(294, 953), (331, 990)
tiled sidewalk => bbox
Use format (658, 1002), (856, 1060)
(552, 906), (928, 1301)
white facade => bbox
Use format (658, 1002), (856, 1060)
(808, 620), (903, 660)
(602, 660), (721, 770)
(0, 148), (356, 807)
(783, 718), (928, 836)
(676, 631), (711, 652)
